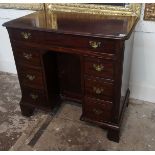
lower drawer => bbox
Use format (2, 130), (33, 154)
(84, 57), (114, 80)
(84, 77), (114, 100)
(12, 44), (42, 67)
(22, 87), (48, 106)
(18, 66), (44, 89)
(83, 97), (112, 122)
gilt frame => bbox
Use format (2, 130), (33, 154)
(0, 3), (141, 17)
(0, 3), (43, 11)
(144, 3), (155, 21)
(45, 3), (141, 17)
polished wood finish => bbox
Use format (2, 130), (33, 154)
(83, 97), (113, 122)
(12, 45), (42, 67)
(22, 87), (47, 106)
(3, 11), (138, 142)
(3, 11), (137, 39)
(57, 53), (82, 97)
(18, 67), (44, 89)
(85, 77), (114, 100)
(84, 57), (114, 80)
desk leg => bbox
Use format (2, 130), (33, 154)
(20, 104), (35, 117)
(107, 128), (120, 143)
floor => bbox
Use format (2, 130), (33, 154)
(1, 71), (155, 151)
(0, 71), (46, 150)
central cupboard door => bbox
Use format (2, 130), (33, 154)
(57, 53), (82, 100)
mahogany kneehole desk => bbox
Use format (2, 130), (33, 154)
(3, 11), (138, 142)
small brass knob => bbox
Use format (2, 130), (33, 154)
(89, 41), (101, 49)
(21, 32), (31, 40)
(93, 64), (104, 72)
(23, 53), (32, 60)
(93, 109), (103, 115)
(30, 94), (38, 100)
(93, 87), (104, 95)
(26, 74), (35, 81)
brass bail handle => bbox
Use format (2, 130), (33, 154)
(89, 41), (101, 49)
(93, 109), (103, 115)
(93, 64), (104, 72)
(93, 87), (104, 95)
(23, 53), (32, 60)
(26, 74), (35, 81)
(21, 32), (31, 40)
(30, 94), (38, 100)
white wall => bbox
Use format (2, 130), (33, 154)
(0, 9), (34, 74)
(129, 4), (155, 103)
(0, 6), (155, 103)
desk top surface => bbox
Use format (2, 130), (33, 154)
(3, 11), (138, 40)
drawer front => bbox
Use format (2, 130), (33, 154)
(83, 97), (112, 122)
(84, 57), (114, 80)
(45, 33), (119, 52)
(85, 78), (114, 100)
(13, 47), (41, 67)
(22, 87), (48, 106)
(8, 28), (45, 43)
(18, 67), (44, 89)
(8, 28), (121, 53)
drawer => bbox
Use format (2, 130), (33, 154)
(84, 57), (114, 80)
(17, 66), (44, 89)
(22, 87), (48, 106)
(8, 28), (121, 52)
(45, 33), (120, 52)
(83, 97), (112, 122)
(8, 28), (45, 43)
(85, 77), (114, 100)
(13, 46), (41, 67)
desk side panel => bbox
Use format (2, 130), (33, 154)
(120, 32), (134, 115)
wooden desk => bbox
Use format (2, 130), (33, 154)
(3, 11), (138, 142)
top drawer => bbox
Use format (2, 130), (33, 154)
(8, 28), (45, 43)
(8, 28), (122, 52)
(45, 32), (122, 52)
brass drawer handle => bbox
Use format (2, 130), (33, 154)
(23, 53), (32, 60)
(26, 74), (35, 81)
(89, 41), (101, 49)
(93, 109), (103, 115)
(93, 64), (104, 72)
(30, 94), (38, 100)
(93, 87), (104, 95)
(21, 32), (31, 40)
